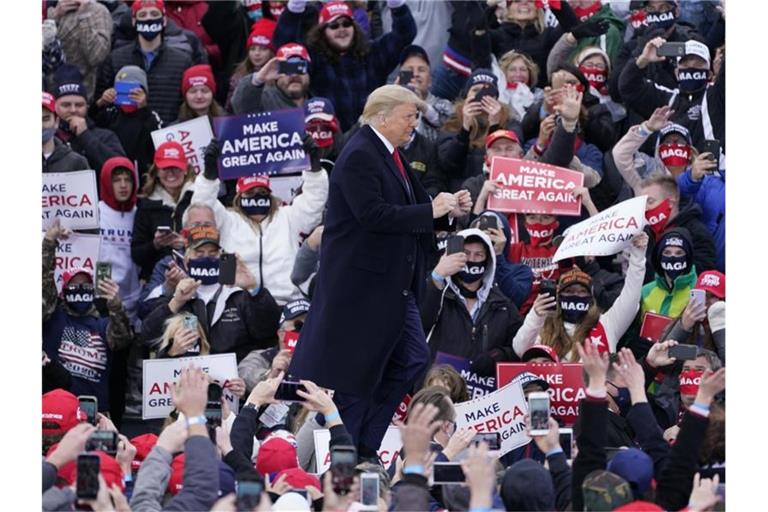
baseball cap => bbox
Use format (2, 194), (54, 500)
(276, 42), (311, 63)
(680, 40), (711, 67)
(319, 1), (353, 26)
(237, 174), (271, 194)
(130, 433), (158, 472)
(658, 123), (692, 145)
(304, 97), (336, 123)
(42, 389), (86, 437)
(61, 267), (93, 289)
(132, 0), (166, 15)
(558, 268), (592, 294)
(154, 141), (188, 170)
(274, 467), (322, 492)
(512, 371), (550, 391)
(485, 129), (520, 148)
(695, 270), (725, 299)
(582, 470), (633, 511)
(43, 91), (56, 113)
(168, 454), (185, 495)
(607, 448), (654, 498)
(399, 44), (430, 67)
(256, 436), (298, 476)
(280, 299), (311, 324)
(522, 344), (560, 363)
(186, 225), (221, 250)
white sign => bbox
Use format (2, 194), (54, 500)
(553, 195), (648, 262)
(53, 233), (101, 293)
(314, 426), (402, 473)
(42, 170), (100, 230)
(270, 174), (304, 204)
(454, 381), (530, 456)
(151, 116), (214, 175)
(142, 353), (239, 419)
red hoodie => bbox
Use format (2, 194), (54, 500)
(99, 156), (138, 212)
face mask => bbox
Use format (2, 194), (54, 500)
(573, 1), (602, 21)
(679, 369), (704, 395)
(240, 195), (271, 215)
(660, 254), (688, 281)
(64, 284), (94, 314)
(608, 383), (632, 416)
(457, 260), (486, 284)
(559, 294), (592, 323)
(579, 66), (608, 94)
(526, 221), (558, 247)
(187, 257), (220, 285)
(645, 199), (671, 238)
(644, 9), (677, 30)
(43, 127), (56, 144)
(677, 69), (708, 94)
(120, 104), (138, 114)
(136, 18), (164, 41)
(659, 143), (690, 168)
(306, 119), (337, 148)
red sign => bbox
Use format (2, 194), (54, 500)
(284, 331), (299, 353)
(391, 394), (411, 424)
(639, 312), (674, 343)
(488, 157), (584, 216)
(497, 363), (586, 426)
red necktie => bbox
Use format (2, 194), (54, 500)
(392, 149), (408, 181)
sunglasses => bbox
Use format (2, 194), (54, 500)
(327, 19), (353, 30)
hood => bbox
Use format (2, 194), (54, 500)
(501, 459), (555, 511)
(100, 156), (139, 211)
(479, 209), (512, 256)
(651, 225), (693, 276)
(446, 228), (496, 303)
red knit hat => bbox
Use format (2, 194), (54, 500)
(154, 141), (188, 169)
(318, 1), (353, 26)
(275, 467), (322, 492)
(130, 433), (158, 472)
(42, 389), (86, 437)
(132, 0), (165, 15)
(237, 174), (271, 194)
(168, 454), (185, 495)
(182, 64), (216, 96)
(247, 18), (277, 51)
(256, 437), (298, 476)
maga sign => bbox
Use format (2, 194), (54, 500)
(42, 170), (99, 230)
(435, 352), (496, 398)
(214, 109), (309, 180)
(553, 195), (647, 262)
(52, 233), (100, 293)
(151, 116), (214, 175)
(314, 426), (402, 473)
(488, 158), (583, 216)
(497, 363), (586, 426)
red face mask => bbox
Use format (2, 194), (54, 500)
(573, 1), (602, 21)
(525, 221), (558, 247)
(120, 104), (138, 114)
(305, 118), (338, 148)
(645, 199), (672, 238)
(579, 65), (608, 94)
(679, 369), (704, 396)
(659, 143), (690, 168)
(506, 81), (520, 90)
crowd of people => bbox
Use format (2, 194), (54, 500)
(41, 0), (725, 510)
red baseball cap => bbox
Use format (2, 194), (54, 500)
(168, 454), (186, 495)
(132, 0), (165, 15)
(695, 270), (725, 299)
(55, 449), (125, 492)
(275, 467), (322, 492)
(247, 19), (277, 51)
(154, 141), (188, 170)
(485, 129), (520, 148)
(522, 344), (560, 363)
(237, 174), (271, 194)
(256, 437), (298, 476)
(61, 267), (93, 289)
(319, 1), (353, 26)
(43, 91), (56, 113)
(276, 42), (311, 63)
(130, 433), (158, 472)
(182, 64), (216, 96)
(42, 389), (86, 437)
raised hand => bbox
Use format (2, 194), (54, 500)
(645, 105), (674, 132)
(576, 338), (610, 393)
(555, 85), (582, 123)
(612, 348), (646, 402)
(434, 252), (468, 279)
(637, 37), (667, 68)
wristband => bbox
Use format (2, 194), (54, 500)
(545, 447), (564, 457)
(324, 411), (341, 423)
(124, 473), (133, 484)
(185, 415), (207, 427)
(692, 402), (710, 411)
(469, 508), (491, 512)
(533, 142), (545, 156)
(431, 270), (446, 283)
(637, 122), (652, 137)
(403, 464), (424, 475)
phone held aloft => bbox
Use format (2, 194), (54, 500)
(77, 454), (101, 500)
(331, 445), (357, 494)
(528, 391), (551, 435)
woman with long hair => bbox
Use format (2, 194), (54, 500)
(176, 64), (227, 124)
(226, 19), (277, 111)
(156, 313), (211, 358)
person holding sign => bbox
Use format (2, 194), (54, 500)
(513, 231), (648, 361)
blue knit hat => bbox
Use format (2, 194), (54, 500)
(54, 64), (88, 99)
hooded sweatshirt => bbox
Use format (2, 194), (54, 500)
(98, 157), (142, 326)
(479, 211), (533, 308)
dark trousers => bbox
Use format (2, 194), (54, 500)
(333, 295), (430, 454)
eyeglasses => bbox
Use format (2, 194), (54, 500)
(327, 19), (353, 30)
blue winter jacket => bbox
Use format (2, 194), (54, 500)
(482, 210), (534, 308)
(677, 169), (725, 272)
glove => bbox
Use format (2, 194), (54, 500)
(571, 18), (610, 40)
(42, 20), (57, 47)
(203, 138), (221, 180)
(469, 349), (504, 377)
(287, 0), (307, 13)
(387, 0), (407, 8)
(707, 301), (725, 332)
(302, 134), (321, 172)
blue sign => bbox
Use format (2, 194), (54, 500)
(434, 352), (497, 399)
(213, 109), (310, 180)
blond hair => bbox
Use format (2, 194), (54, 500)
(361, 85), (426, 126)
(140, 163), (196, 198)
(499, 50), (540, 88)
(159, 314), (211, 355)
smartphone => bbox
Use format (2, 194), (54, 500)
(95, 262), (112, 298)
(156, 226), (173, 235)
(473, 85), (498, 103)
(114, 80), (141, 106)
(182, 315), (200, 354)
(331, 445), (357, 494)
(218, 252), (237, 286)
(171, 249), (188, 273)
(86, 431), (118, 456)
(699, 139), (721, 169)
(471, 432), (501, 450)
(528, 391), (551, 435)
(656, 42), (686, 58)
(205, 383), (223, 441)
(236, 477), (265, 511)
(446, 234), (464, 255)
(78, 396), (98, 425)
(539, 279), (557, 299)
(689, 288), (706, 309)
(360, 472), (380, 509)
(432, 462), (466, 484)
(278, 59), (308, 76)
(274, 380), (308, 403)
(76, 454), (101, 500)
(476, 215), (499, 232)
(398, 69), (414, 85)
(669, 343), (699, 361)
(559, 428), (574, 460)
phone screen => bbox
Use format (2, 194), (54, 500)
(669, 344), (698, 360)
(78, 397), (98, 425)
(399, 70), (414, 85)
(76, 454), (101, 499)
(472, 432), (501, 450)
(331, 446), (357, 493)
(86, 431), (118, 455)
(446, 235), (464, 255)
(236, 479), (264, 510)
(432, 463), (466, 484)
(361, 474), (380, 506)
(278, 60), (308, 76)
(529, 395), (550, 431)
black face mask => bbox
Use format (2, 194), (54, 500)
(64, 284), (94, 314)
(608, 382), (632, 416)
(457, 261), (486, 284)
(559, 294), (592, 323)
(136, 18), (164, 41)
(644, 9), (677, 30)
(240, 195), (271, 216)
(660, 255), (688, 282)
(677, 68), (708, 94)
